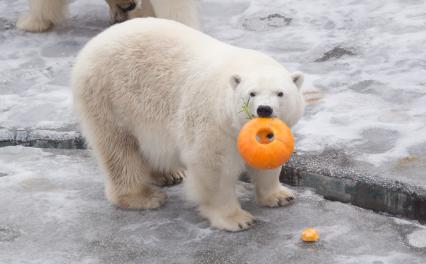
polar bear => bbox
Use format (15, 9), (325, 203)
(72, 18), (305, 231)
(17, 0), (200, 32)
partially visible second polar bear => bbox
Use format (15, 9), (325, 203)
(72, 18), (305, 231)
(17, 0), (200, 32)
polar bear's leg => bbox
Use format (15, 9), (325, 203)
(17, 0), (67, 32)
(91, 126), (167, 209)
(250, 168), (295, 207)
(185, 161), (254, 231)
(149, 0), (200, 29)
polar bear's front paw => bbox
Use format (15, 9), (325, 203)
(151, 170), (185, 187)
(17, 14), (52, 32)
(257, 186), (295, 207)
(114, 188), (167, 209)
(201, 207), (255, 232)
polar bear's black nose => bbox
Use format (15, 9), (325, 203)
(118, 1), (136, 12)
(257, 105), (273, 117)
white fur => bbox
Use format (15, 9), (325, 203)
(17, 0), (67, 32)
(72, 18), (305, 231)
(17, 0), (200, 32)
(146, 0), (200, 29)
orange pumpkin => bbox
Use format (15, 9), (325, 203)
(301, 228), (319, 242)
(237, 118), (294, 169)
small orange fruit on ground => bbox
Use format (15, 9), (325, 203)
(301, 228), (319, 242)
(237, 118), (294, 169)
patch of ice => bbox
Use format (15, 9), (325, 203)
(334, 252), (421, 264)
(392, 217), (416, 226)
(1, 146), (425, 263)
(407, 228), (426, 249)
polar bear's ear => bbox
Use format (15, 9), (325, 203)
(230, 74), (241, 89)
(291, 71), (304, 90)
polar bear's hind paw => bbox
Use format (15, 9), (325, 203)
(151, 170), (185, 187)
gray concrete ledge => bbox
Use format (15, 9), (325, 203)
(0, 128), (85, 149)
(281, 151), (426, 223)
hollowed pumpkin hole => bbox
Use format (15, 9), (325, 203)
(256, 128), (275, 144)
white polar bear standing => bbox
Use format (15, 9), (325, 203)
(72, 18), (305, 231)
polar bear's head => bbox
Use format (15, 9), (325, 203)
(229, 69), (305, 128)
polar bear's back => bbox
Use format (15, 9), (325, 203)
(72, 18), (223, 129)
(72, 18), (223, 94)
(74, 18), (221, 75)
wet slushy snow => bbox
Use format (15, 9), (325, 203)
(0, 146), (425, 263)
(2, 0), (426, 186)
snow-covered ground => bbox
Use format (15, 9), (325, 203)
(1, 1), (425, 181)
(0, 146), (425, 263)
(211, 0), (426, 164)
(0, 0), (107, 142)
(203, 0), (426, 186)
(1, 2), (426, 261)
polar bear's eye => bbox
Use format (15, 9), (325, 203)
(277, 92), (284, 97)
(250, 92), (256, 97)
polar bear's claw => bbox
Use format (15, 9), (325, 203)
(151, 170), (185, 187)
(202, 208), (255, 232)
(257, 186), (296, 207)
